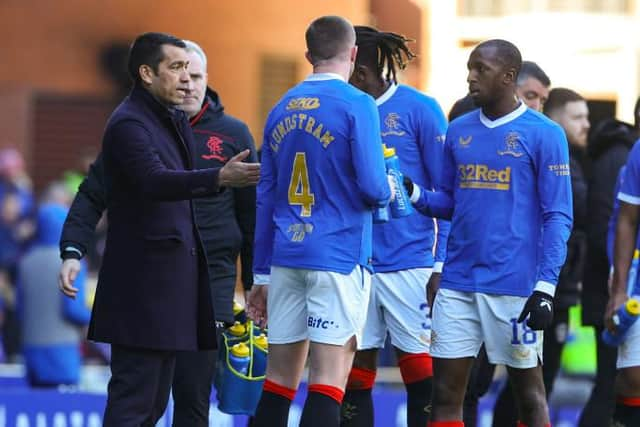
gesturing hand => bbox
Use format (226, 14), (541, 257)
(517, 291), (554, 330)
(59, 259), (81, 299)
(219, 150), (261, 187)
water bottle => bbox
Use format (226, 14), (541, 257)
(254, 333), (268, 351)
(372, 204), (390, 223)
(252, 334), (268, 377)
(383, 145), (413, 218)
(229, 342), (251, 375)
(602, 298), (640, 346)
(226, 321), (247, 338)
(233, 301), (247, 324)
(626, 249), (640, 296)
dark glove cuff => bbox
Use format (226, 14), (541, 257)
(61, 249), (83, 261)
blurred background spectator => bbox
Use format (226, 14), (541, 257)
(18, 182), (91, 387)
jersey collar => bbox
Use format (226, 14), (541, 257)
(304, 72), (346, 82)
(479, 101), (527, 129)
(376, 83), (398, 106)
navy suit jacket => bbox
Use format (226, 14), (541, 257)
(88, 84), (220, 351)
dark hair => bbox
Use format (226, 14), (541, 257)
(305, 16), (355, 65)
(354, 26), (416, 84)
(476, 39), (522, 76)
(634, 96), (640, 129)
(543, 88), (585, 116)
(127, 32), (186, 82)
(448, 94), (477, 122)
(517, 61), (550, 88)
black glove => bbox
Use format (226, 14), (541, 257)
(517, 291), (554, 330)
(403, 175), (414, 197)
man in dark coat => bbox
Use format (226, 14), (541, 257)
(59, 39), (258, 426)
(59, 32), (259, 426)
(578, 117), (636, 427)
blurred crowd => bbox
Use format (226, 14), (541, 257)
(0, 148), (107, 383)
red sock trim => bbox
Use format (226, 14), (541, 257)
(346, 367), (376, 390)
(618, 396), (640, 406)
(398, 353), (433, 384)
(263, 379), (296, 401)
(427, 421), (464, 427)
(308, 383), (345, 404)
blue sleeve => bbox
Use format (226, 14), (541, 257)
(608, 167), (626, 265)
(62, 260), (91, 325)
(413, 130), (456, 220)
(350, 97), (390, 207)
(619, 142), (640, 204)
(252, 129), (276, 277)
(535, 125), (573, 287)
(418, 99), (450, 263)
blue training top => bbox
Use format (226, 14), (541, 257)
(372, 84), (450, 273)
(412, 103), (573, 297)
(253, 73), (390, 279)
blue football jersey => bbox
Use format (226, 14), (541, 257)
(413, 103), (573, 297)
(619, 141), (640, 206)
(371, 84), (450, 272)
(253, 73), (391, 279)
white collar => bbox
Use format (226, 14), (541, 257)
(376, 84), (398, 106)
(304, 72), (346, 82)
(479, 102), (527, 129)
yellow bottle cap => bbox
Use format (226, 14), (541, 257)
(230, 342), (250, 358)
(634, 249), (640, 260)
(382, 144), (396, 158)
(228, 321), (246, 337)
(254, 334), (268, 350)
(626, 299), (640, 316)
(233, 301), (244, 315)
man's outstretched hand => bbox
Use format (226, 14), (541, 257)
(219, 150), (261, 187)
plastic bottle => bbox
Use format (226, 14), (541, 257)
(602, 298), (640, 347)
(372, 205), (390, 223)
(254, 334), (268, 351)
(626, 249), (640, 296)
(227, 321), (247, 338)
(233, 301), (247, 324)
(383, 145), (413, 218)
(252, 334), (268, 377)
(229, 342), (251, 375)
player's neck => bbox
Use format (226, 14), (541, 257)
(313, 62), (350, 82)
(370, 79), (391, 100)
(481, 94), (520, 120)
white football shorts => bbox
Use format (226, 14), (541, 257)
(430, 288), (543, 369)
(267, 265), (371, 348)
(617, 315), (640, 369)
(360, 268), (432, 353)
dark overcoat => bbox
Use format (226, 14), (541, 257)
(88, 84), (220, 350)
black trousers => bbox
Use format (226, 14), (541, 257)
(172, 349), (217, 427)
(577, 326), (618, 427)
(103, 345), (177, 427)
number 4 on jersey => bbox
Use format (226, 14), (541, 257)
(288, 152), (315, 217)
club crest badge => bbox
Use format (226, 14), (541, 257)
(498, 132), (524, 157)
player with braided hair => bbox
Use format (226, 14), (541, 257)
(341, 26), (449, 427)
